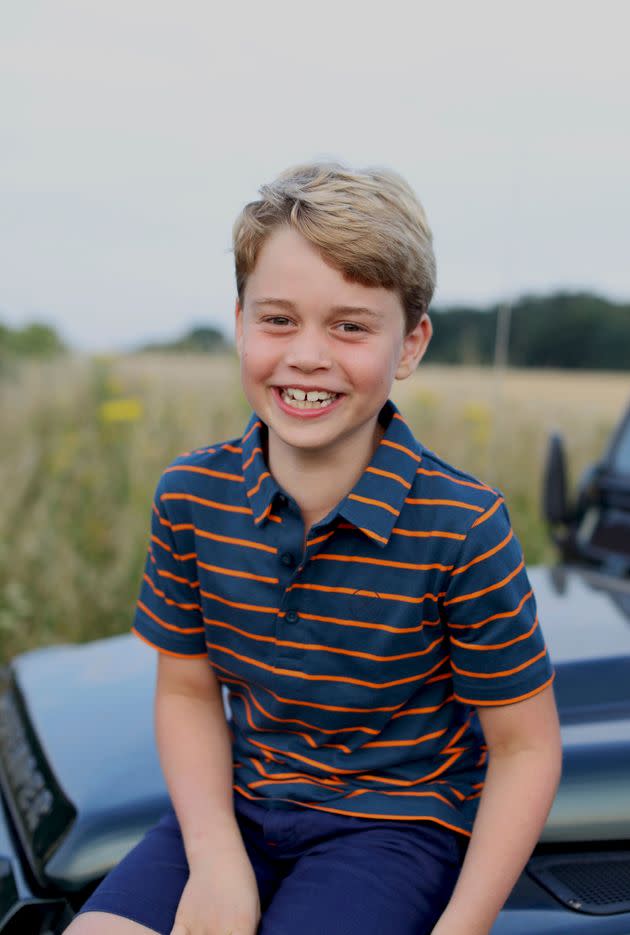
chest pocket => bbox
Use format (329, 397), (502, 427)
(350, 589), (387, 623)
(348, 587), (441, 657)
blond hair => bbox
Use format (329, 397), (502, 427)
(232, 162), (436, 332)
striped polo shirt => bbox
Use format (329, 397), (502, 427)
(133, 399), (554, 837)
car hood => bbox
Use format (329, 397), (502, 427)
(3, 564), (630, 890)
(528, 564), (630, 663)
(526, 566), (630, 844)
(1, 634), (168, 890)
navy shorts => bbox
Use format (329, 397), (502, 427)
(78, 793), (466, 934)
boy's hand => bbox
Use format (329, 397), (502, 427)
(170, 845), (261, 935)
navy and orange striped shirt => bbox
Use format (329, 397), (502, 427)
(133, 399), (554, 837)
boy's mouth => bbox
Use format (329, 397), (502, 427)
(276, 386), (341, 410)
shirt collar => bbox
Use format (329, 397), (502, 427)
(240, 415), (280, 526)
(240, 400), (421, 544)
(335, 400), (421, 547)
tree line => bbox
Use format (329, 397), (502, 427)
(427, 292), (629, 370)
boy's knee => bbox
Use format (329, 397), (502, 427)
(64, 910), (160, 935)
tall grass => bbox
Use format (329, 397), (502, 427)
(1, 354), (627, 662)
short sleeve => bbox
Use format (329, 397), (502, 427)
(442, 495), (554, 705)
(132, 473), (207, 657)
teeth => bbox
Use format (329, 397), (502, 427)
(283, 387), (337, 400)
(280, 387), (338, 409)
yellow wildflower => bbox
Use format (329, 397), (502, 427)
(99, 398), (143, 424)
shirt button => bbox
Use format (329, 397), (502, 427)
(280, 552), (296, 567)
(285, 609), (299, 624)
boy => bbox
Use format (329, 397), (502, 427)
(70, 163), (562, 935)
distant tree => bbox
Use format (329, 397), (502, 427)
(173, 326), (229, 353)
(509, 293), (629, 370)
(12, 322), (67, 356)
(0, 323), (11, 353)
(0, 320), (66, 359)
(139, 324), (229, 354)
(426, 308), (495, 365)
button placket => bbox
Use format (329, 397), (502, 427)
(274, 509), (306, 668)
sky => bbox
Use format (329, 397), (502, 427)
(1, 0), (629, 351)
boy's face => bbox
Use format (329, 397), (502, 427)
(235, 226), (431, 459)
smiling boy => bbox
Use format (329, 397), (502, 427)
(70, 163), (561, 935)
(236, 223), (432, 539)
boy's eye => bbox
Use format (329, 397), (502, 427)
(338, 321), (366, 333)
(263, 316), (292, 326)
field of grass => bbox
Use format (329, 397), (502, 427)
(1, 353), (627, 662)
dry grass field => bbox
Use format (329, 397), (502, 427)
(1, 353), (627, 662)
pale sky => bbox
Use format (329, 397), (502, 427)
(1, 0), (629, 351)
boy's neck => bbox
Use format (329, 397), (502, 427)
(267, 418), (384, 531)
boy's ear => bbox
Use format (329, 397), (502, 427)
(395, 313), (433, 381)
(234, 299), (243, 357)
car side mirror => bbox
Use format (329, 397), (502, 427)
(543, 432), (571, 525)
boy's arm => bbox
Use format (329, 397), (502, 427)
(155, 653), (260, 934)
(431, 683), (562, 935)
(155, 652), (241, 862)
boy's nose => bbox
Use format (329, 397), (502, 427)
(285, 330), (332, 372)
